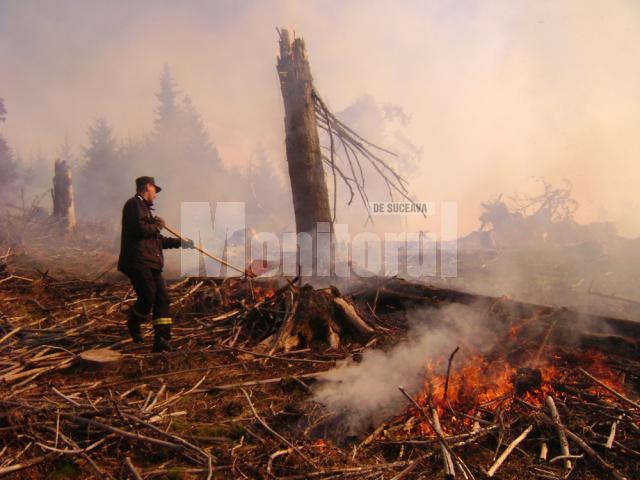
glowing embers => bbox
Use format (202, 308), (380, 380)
(251, 283), (277, 303)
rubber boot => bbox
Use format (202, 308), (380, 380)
(152, 324), (172, 353)
(127, 309), (144, 344)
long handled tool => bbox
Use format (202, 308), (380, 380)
(162, 224), (254, 277)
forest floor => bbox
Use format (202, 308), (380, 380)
(0, 221), (639, 479)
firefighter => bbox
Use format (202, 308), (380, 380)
(117, 176), (194, 352)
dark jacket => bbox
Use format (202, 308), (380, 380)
(117, 195), (181, 272)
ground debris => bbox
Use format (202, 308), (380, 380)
(0, 249), (638, 479)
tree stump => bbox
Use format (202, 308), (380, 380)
(74, 348), (123, 371)
(265, 285), (375, 353)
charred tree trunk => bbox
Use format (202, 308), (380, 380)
(277, 29), (332, 274)
(52, 159), (76, 232)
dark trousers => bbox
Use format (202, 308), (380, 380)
(123, 267), (172, 326)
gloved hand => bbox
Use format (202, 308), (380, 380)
(153, 216), (166, 230)
(182, 238), (195, 249)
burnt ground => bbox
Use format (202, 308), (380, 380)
(0, 239), (639, 480)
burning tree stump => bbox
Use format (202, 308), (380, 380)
(277, 28), (333, 274)
(51, 159), (76, 233)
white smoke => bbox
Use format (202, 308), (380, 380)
(313, 302), (497, 431)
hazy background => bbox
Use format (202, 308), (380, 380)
(1, 0), (639, 238)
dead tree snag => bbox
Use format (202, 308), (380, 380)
(277, 28), (332, 238)
(52, 159), (76, 232)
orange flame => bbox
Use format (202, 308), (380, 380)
(411, 348), (625, 435)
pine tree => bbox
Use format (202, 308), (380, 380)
(246, 146), (290, 229)
(21, 151), (50, 198)
(0, 98), (17, 198)
(120, 137), (143, 185)
(143, 65), (223, 213)
(0, 137), (14, 186)
(181, 95), (213, 155)
(76, 117), (129, 219)
(154, 64), (181, 135)
(83, 118), (117, 170)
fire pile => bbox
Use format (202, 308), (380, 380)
(398, 340), (637, 479)
(344, 281), (640, 480)
(413, 332), (627, 421)
(0, 246), (638, 479)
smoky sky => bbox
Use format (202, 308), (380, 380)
(1, 0), (639, 237)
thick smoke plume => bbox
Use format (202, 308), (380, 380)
(313, 302), (496, 432)
(2, 1), (640, 237)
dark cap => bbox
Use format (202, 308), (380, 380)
(135, 176), (162, 193)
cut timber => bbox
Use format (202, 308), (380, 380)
(51, 159), (76, 233)
(75, 348), (123, 371)
(277, 28), (332, 274)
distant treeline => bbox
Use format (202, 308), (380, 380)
(0, 65), (289, 230)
